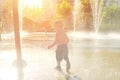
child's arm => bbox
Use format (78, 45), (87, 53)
(48, 33), (57, 49)
(65, 32), (69, 43)
(48, 40), (56, 49)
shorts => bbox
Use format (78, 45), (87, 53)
(56, 44), (68, 62)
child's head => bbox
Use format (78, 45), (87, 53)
(54, 20), (63, 30)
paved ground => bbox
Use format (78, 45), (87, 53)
(0, 47), (120, 80)
(0, 33), (120, 80)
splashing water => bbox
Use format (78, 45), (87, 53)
(90, 0), (105, 33)
(73, 0), (104, 33)
(73, 0), (80, 32)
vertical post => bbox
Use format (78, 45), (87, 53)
(12, 0), (23, 80)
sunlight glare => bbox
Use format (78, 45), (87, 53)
(0, 68), (17, 80)
(23, 0), (43, 8)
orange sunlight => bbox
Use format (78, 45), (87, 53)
(23, 0), (43, 8)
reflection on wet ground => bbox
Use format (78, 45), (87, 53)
(0, 33), (120, 80)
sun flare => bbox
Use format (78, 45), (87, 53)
(23, 0), (43, 8)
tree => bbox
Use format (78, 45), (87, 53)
(56, 0), (73, 18)
(0, 0), (13, 34)
(80, 0), (93, 31)
(104, 4), (120, 23)
(56, 0), (73, 30)
(23, 7), (44, 21)
(101, 4), (120, 32)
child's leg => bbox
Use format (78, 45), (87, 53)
(55, 56), (62, 71)
(64, 56), (70, 70)
(57, 60), (61, 68)
(56, 58), (61, 67)
(63, 45), (70, 71)
(55, 49), (62, 70)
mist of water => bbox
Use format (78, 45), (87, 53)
(90, 0), (105, 33)
(73, 0), (80, 32)
(73, 0), (104, 33)
(69, 31), (120, 40)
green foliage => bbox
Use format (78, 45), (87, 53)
(101, 4), (120, 32)
(56, 0), (73, 18)
(104, 4), (120, 23)
(79, 0), (93, 30)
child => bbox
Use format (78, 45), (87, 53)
(48, 20), (70, 72)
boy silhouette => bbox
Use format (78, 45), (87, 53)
(48, 20), (70, 72)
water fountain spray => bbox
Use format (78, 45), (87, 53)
(73, 0), (80, 32)
(90, 0), (105, 33)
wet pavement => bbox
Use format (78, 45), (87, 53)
(0, 33), (120, 80)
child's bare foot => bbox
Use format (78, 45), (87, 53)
(66, 68), (70, 73)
